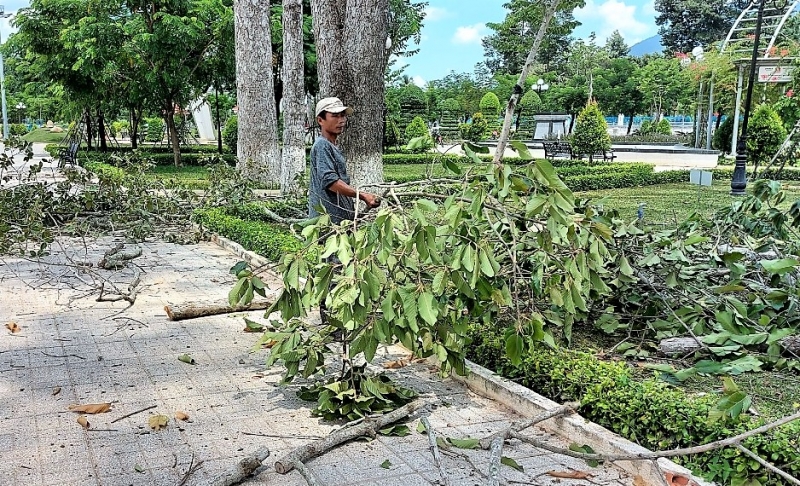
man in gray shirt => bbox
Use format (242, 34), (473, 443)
(308, 97), (380, 223)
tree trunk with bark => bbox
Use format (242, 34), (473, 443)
(164, 101), (183, 167)
(97, 109), (108, 152)
(85, 110), (94, 151)
(312, 0), (388, 188)
(281, 0), (306, 195)
(234, 0), (281, 185)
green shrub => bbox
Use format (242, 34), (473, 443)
(459, 113), (488, 142)
(712, 116), (736, 154)
(466, 323), (800, 485)
(222, 115), (238, 154)
(655, 117), (672, 135)
(639, 119), (654, 135)
(404, 116), (433, 152)
(111, 120), (130, 138)
(10, 123), (28, 136)
(143, 117), (164, 143)
(570, 101), (611, 162)
(747, 104), (787, 167)
(192, 207), (301, 261)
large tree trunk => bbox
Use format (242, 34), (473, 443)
(164, 103), (182, 167)
(312, 0), (387, 188)
(97, 109), (108, 152)
(234, 0), (281, 185)
(281, 0), (306, 195)
(130, 107), (141, 150)
(85, 110), (94, 151)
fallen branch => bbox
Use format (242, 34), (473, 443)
(736, 444), (800, 486)
(98, 243), (142, 269)
(177, 454), (204, 486)
(479, 401), (578, 449)
(295, 460), (324, 486)
(508, 408), (800, 463)
(210, 447), (270, 486)
(421, 416), (451, 486)
(164, 300), (274, 321)
(274, 400), (423, 475)
(487, 436), (504, 486)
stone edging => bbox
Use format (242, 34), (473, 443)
(208, 231), (713, 486)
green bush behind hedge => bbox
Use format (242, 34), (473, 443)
(467, 324), (800, 485)
(192, 207), (302, 261)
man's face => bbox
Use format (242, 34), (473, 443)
(318, 111), (347, 135)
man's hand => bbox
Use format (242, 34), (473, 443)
(361, 193), (382, 209)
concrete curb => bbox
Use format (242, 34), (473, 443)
(208, 231), (714, 486)
(452, 360), (714, 486)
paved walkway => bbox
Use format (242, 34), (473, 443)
(1, 237), (638, 485)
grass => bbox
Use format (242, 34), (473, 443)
(146, 165), (210, 189)
(22, 128), (67, 144)
(578, 179), (800, 224)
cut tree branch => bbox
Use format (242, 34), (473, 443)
(164, 300), (275, 321)
(273, 400), (423, 475)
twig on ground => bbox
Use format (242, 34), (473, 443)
(176, 454), (204, 486)
(295, 460), (324, 486)
(421, 416), (451, 486)
(111, 404), (157, 424)
(41, 351), (86, 360)
(479, 401), (578, 450)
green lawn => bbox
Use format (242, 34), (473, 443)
(22, 127), (67, 144)
(578, 180), (800, 224)
(146, 165), (210, 189)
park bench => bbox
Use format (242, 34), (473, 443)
(542, 141), (573, 160)
(572, 148), (618, 163)
(57, 141), (79, 168)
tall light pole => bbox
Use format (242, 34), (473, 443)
(15, 101), (24, 123)
(0, 5), (12, 141)
(731, 0), (767, 196)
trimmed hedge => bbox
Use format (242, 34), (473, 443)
(467, 324), (800, 485)
(192, 207), (302, 261)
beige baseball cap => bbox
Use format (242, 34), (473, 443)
(315, 97), (354, 117)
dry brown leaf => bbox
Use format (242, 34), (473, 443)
(633, 475), (647, 486)
(77, 415), (90, 429)
(68, 403), (112, 414)
(5, 322), (20, 333)
(52, 387), (61, 396)
(149, 414), (169, 430)
(174, 411), (190, 421)
(383, 359), (409, 369)
(261, 339), (277, 349)
(547, 470), (592, 479)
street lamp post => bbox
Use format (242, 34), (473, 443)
(15, 101), (24, 123)
(532, 78), (549, 95)
(731, 0), (768, 196)
(0, 5), (13, 141)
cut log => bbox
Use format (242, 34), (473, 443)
(780, 336), (800, 355)
(274, 400), (423, 475)
(658, 337), (702, 357)
(164, 300), (273, 321)
(210, 447), (270, 486)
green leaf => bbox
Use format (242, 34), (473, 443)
(478, 249), (496, 277)
(228, 278), (245, 306)
(505, 333), (524, 366)
(415, 199), (437, 212)
(509, 140), (533, 160)
(760, 258), (799, 275)
(418, 292), (438, 325)
(416, 421), (427, 434)
(379, 425), (410, 437)
(447, 437), (479, 449)
(178, 354), (195, 365)
(380, 459), (392, 469)
(243, 318), (264, 332)
(500, 456), (524, 472)
(230, 261), (247, 276)
(432, 271), (447, 296)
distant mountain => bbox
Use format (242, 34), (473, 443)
(630, 35), (664, 57)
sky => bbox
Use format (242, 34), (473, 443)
(400, 0), (660, 86)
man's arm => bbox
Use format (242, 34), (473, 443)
(328, 180), (381, 209)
